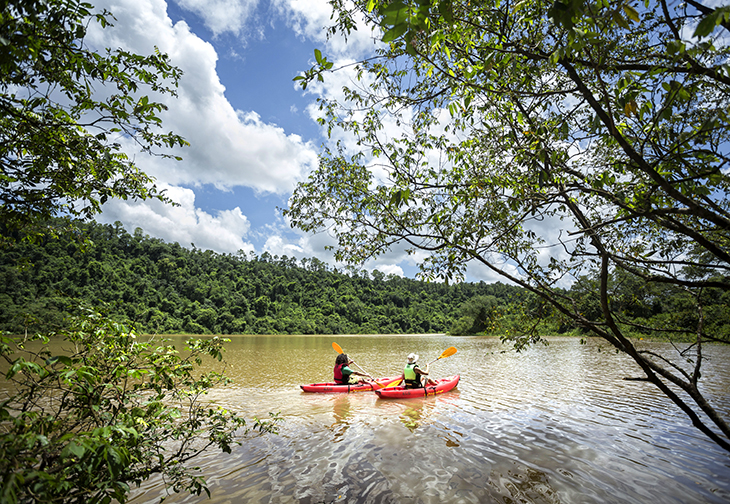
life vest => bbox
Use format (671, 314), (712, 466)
(404, 363), (422, 388)
(334, 363), (350, 384)
(335, 362), (350, 385)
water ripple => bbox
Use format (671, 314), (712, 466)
(128, 336), (730, 504)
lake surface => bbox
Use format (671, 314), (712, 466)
(118, 335), (727, 502)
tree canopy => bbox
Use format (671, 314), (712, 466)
(0, 0), (187, 245)
(4, 218), (726, 342)
(0, 219), (528, 336)
(0, 1), (272, 502)
(287, 0), (730, 450)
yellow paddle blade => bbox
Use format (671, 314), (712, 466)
(332, 342), (344, 354)
(372, 378), (400, 390)
(440, 346), (457, 359)
(386, 378), (402, 388)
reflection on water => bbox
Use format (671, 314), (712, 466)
(12, 334), (729, 503)
(400, 405), (423, 432)
(331, 395), (351, 442)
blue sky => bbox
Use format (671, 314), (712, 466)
(88, 0), (511, 282)
(164, 2), (318, 141)
(84, 0), (729, 290)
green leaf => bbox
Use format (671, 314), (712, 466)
(623, 5), (639, 23)
(694, 11), (719, 38)
(666, 40), (685, 55)
(693, 9), (726, 38)
(46, 355), (73, 366)
(382, 0), (409, 26)
(438, 0), (453, 23)
(383, 23), (408, 43)
(62, 442), (87, 459)
(8, 360), (45, 379)
(612, 10), (630, 29)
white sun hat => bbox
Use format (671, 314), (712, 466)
(407, 353), (418, 363)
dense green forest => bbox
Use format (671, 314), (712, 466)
(0, 220), (527, 335)
(1, 219), (728, 340)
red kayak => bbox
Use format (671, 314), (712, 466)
(300, 376), (402, 393)
(374, 375), (460, 399)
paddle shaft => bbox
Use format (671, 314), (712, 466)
(350, 360), (371, 376)
(332, 342), (371, 377)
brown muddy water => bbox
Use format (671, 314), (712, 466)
(21, 334), (730, 503)
(126, 334), (730, 503)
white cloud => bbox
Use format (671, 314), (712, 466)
(263, 234), (304, 258)
(97, 185), (255, 254)
(269, 211), (425, 277)
(370, 263), (404, 277)
(464, 259), (522, 285)
(85, 0), (558, 287)
(174, 0), (260, 36)
(261, 224), (376, 273)
(91, 0), (318, 195)
(273, 0), (378, 57)
(276, 228), (337, 262)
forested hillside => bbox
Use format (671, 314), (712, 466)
(0, 220), (525, 335)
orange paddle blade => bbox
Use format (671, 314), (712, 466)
(440, 346), (457, 359)
(332, 342), (344, 354)
(428, 346), (457, 365)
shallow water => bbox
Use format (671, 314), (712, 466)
(76, 335), (730, 502)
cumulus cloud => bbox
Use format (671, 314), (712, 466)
(97, 185), (255, 254)
(273, 0), (378, 57)
(84, 0), (541, 285)
(79, 0), (331, 258)
(91, 0), (318, 195)
(174, 0), (260, 36)
(263, 234), (304, 258)
(369, 263), (404, 278)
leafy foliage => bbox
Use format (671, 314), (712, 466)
(450, 295), (501, 336)
(0, 2), (276, 500)
(0, 0), (188, 246)
(288, 0), (730, 450)
(0, 219), (528, 336)
(2, 219), (726, 343)
(0, 306), (278, 504)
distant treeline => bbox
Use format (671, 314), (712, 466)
(2, 220), (728, 340)
(0, 220), (526, 335)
